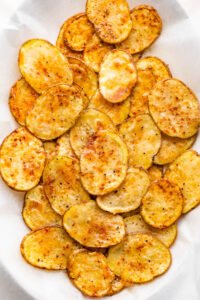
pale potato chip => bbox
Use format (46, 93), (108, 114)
(165, 150), (200, 213)
(83, 34), (113, 72)
(22, 185), (62, 230)
(43, 141), (57, 163)
(119, 114), (161, 169)
(130, 57), (171, 117)
(120, 207), (141, 219)
(70, 108), (116, 158)
(141, 179), (183, 228)
(43, 156), (90, 215)
(56, 132), (76, 159)
(63, 201), (125, 247)
(9, 78), (38, 126)
(68, 250), (115, 297)
(0, 127), (45, 191)
(86, 0), (132, 44)
(26, 84), (83, 140)
(80, 131), (128, 195)
(107, 233), (171, 283)
(154, 134), (196, 165)
(149, 79), (200, 138)
(124, 214), (177, 247)
(21, 226), (78, 270)
(19, 39), (73, 93)
(107, 277), (125, 296)
(118, 5), (162, 54)
(148, 165), (163, 182)
(97, 167), (150, 214)
(89, 90), (130, 125)
(99, 50), (137, 103)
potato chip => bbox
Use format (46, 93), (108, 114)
(107, 233), (171, 283)
(43, 156), (90, 215)
(23, 185), (62, 230)
(70, 108), (116, 158)
(9, 78), (38, 126)
(141, 179), (183, 228)
(119, 114), (161, 169)
(124, 214), (177, 247)
(86, 0), (132, 44)
(154, 134), (196, 165)
(99, 50), (137, 103)
(80, 131), (128, 195)
(107, 277), (125, 296)
(43, 141), (57, 163)
(120, 207), (141, 219)
(97, 167), (150, 214)
(56, 132), (76, 159)
(19, 39), (73, 93)
(0, 127), (45, 191)
(149, 79), (200, 138)
(26, 84), (83, 140)
(130, 57), (171, 117)
(148, 165), (163, 182)
(63, 201), (125, 247)
(89, 90), (130, 125)
(21, 226), (78, 270)
(165, 150), (200, 213)
(132, 52), (143, 63)
(118, 5), (162, 54)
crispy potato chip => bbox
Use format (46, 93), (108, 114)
(141, 179), (183, 228)
(99, 50), (137, 103)
(68, 250), (115, 297)
(107, 277), (125, 296)
(132, 52), (143, 63)
(83, 34), (113, 72)
(21, 226), (78, 270)
(19, 39), (73, 93)
(149, 79), (200, 138)
(70, 108), (116, 158)
(9, 78), (38, 126)
(97, 167), (150, 214)
(43, 141), (57, 163)
(120, 207), (141, 219)
(154, 134), (196, 165)
(43, 156), (90, 215)
(89, 90), (130, 125)
(165, 150), (200, 213)
(23, 185), (62, 230)
(0, 127), (45, 191)
(86, 0), (132, 44)
(26, 84), (83, 140)
(118, 5), (162, 54)
(107, 233), (171, 283)
(124, 214), (177, 247)
(56, 132), (76, 159)
(148, 165), (163, 182)
(119, 114), (161, 169)
(68, 57), (97, 99)
(80, 131), (128, 195)
(130, 57), (171, 117)
(63, 201), (125, 247)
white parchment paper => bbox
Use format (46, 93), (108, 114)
(0, 0), (200, 299)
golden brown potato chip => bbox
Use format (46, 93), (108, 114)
(132, 52), (143, 63)
(118, 5), (162, 54)
(68, 250), (115, 297)
(149, 79), (200, 138)
(21, 226), (78, 270)
(141, 179), (183, 228)
(124, 214), (177, 247)
(86, 0), (132, 44)
(22, 185), (62, 230)
(89, 90), (130, 125)
(26, 85), (83, 140)
(119, 114), (161, 169)
(56, 132), (76, 159)
(9, 78), (38, 126)
(19, 39), (73, 93)
(70, 108), (116, 158)
(0, 127), (45, 191)
(165, 150), (200, 213)
(154, 134), (196, 165)
(130, 57), (171, 117)
(99, 50), (137, 103)
(107, 277), (125, 296)
(43, 141), (57, 163)
(120, 207), (141, 219)
(107, 233), (171, 283)
(97, 167), (150, 214)
(43, 156), (90, 215)
(148, 165), (163, 182)
(63, 201), (125, 247)
(80, 131), (128, 195)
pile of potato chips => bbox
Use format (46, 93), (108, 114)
(0, 0), (200, 297)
